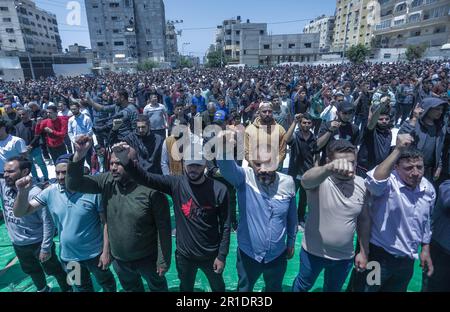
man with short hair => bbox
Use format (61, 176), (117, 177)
(13, 154), (116, 292)
(112, 142), (231, 292)
(361, 134), (435, 292)
(317, 101), (360, 165)
(15, 108), (48, 182)
(292, 140), (370, 292)
(34, 106), (68, 164)
(68, 102), (94, 166)
(84, 89), (138, 144)
(66, 135), (172, 292)
(0, 118), (28, 178)
(1, 156), (70, 292)
(192, 88), (207, 113)
(245, 102), (287, 168)
(143, 94), (169, 139)
(217, 130), (297, 292)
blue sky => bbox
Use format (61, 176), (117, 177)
(35, 0), (336, 56)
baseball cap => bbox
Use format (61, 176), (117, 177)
(337, 101), (355, 113)
(214, 110), (226, 122)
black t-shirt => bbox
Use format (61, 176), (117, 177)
(288, 131), (317, 177)
(422, 123), (438, 168)
(318, 121), (360, 165)
(358, 127), (392, 172)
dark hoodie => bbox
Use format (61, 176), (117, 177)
(399, 97), (448, 177)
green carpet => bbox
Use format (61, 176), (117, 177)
(0, 197), (424, 292)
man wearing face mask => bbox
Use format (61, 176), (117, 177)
(317, 100), (360, 165)
(216, 130), (297, 292)
(356, 97), (393, 178)
(113, 142), (230, 292)
(292, 140), (369, 292)
(361, 134), (435, 292)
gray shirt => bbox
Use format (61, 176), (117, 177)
(0, 180), (55, 252)
(143, 104), (167, 131)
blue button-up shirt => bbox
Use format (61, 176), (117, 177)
(217, 159), (297, 263)
(365, 168), (436, 259)
(68, 113), (93, 144)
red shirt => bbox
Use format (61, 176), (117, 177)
(35, 117), (68, 148)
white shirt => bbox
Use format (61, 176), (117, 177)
(0, 135), (27, 174)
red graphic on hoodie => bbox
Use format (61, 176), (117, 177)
(181, 198), (193, 217)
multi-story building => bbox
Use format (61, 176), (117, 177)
(373, 0), (450, 49)
(85, 0), (166, 64)
(332, 0), (374, 51)
(0, 0), (62, 55)
(303, 15), (335, 52)
(165, 21), (179, 67)
(215, 17), (267, 63)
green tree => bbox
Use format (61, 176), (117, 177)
(136, 59), (159, 71)
(178, 56), (193, 68)
(206, 50), (228, 68)
(405, 45), (427, 62)
(346, 44), (371, 64)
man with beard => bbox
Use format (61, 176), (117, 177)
(317, 101), (360, 165)
(83, 89), (138, 144)
(110, 114), (163, 174)
(13, 154), (116, 292)
(245, 102), (287, 169)
(361, 134), (435, 292)
(1, 156), (70, 292)
(292, 140), (370, 292)
(216, 130), (297, 292)
(112, 142), (230, 292)
(66, 135), (171, 292)
(356, 97), (393, 178)
(399, 97), (447, 183)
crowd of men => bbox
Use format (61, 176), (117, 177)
(0, 59), (449, 292)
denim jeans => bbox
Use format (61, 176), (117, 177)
(292, 247), (353, 292)
(13, 242), (70, 292)
(112, 256), (168, 292)
(363, 243), (414, 292)
(29, 147), (49, 181)
(175, 250), (225, 292)
(236, 248), (287, 292)
(422, 240), (450, 292)
(62, 255), (116, 292)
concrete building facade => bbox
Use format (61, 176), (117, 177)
(373, 0), (450, 49)
(332, 0), (374, 51)
(165, 21), (179, 67)
(85, 0), (166, 64)
(0, 0), (62, 55)
(303, 15), (336, 52)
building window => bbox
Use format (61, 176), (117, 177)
(304, 43), (312, 48)
(36, 14), (40, 20)
(3, 18), (11, 22)
(111, 16), (118, 21)
(411, 30), (421, 37)
(5, 28), (14, 33)
(236, 41), (240, 45)
(263, 44), (270, 49)
(0, 70), (4, 76)
(260, 30), (264, 35)
(410, 12), (422, 24)
(289, 43), (295, 48)
(109, 2), (120, 8)
(394, 19), (405, 26)
(0, 6), (8, 11)
(434, 26), (446, 33)
(236, 51), (240, 56)
(243, 50), (247, 55)
(9, 39), (16, 43)
(278, 44), (282, 47)
(236, 31), (240, 35)
(113, 29), (120, 33)
(97, 42), (104, 47)
(114, 41), (124, 46)
(396, 3), (407, 13)
(93, 4), (99, 8)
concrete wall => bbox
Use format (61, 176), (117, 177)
(52, 63), (93, 77)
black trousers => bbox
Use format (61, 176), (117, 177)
(13, 242), (70, 291)
(48, 144), (67, 164)
(175, 250), (225, 292)
(422, 240), (450, 292)
(294, 179), (307, 223)
(112, 256), (168, 292)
